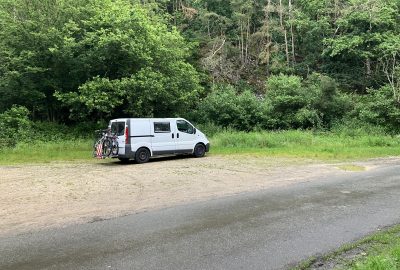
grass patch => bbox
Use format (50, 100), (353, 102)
(337, 165), (366, 171)
(293, 224), (400, 270)
(0, 130), (399, 165)
(0, 139), (93, 164)
(211, 130), (400, 160)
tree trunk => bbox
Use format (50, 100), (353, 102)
(288, 0), (296, 63)
(240, 20), (245, 65)
(382, 53), (399, 103)
(245, 16), (250, 65)
(279, 0), (290, 65)
(366, 58), (371, 77)
(265, 0), (272, 74)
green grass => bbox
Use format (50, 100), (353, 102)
(337, 164), (366, 171)
(294, 224), (400, 270)
(0, 139), (93, 164)
(211, 130), (400, 160)
(0, 130), (399, 165)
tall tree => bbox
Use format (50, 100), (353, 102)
(323, 0), (399, 91)
(0, 0), (203, 120)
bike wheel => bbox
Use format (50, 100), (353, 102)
(93, 142), (98, 157)
(111, 140), (119, 156)
(93, 139), (103, 158)
(102, 139), (112, 157)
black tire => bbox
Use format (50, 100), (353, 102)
(193, 143), (206, 158)
(135, 148), (150, 164)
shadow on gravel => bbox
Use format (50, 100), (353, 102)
(96, 154), (195, 166)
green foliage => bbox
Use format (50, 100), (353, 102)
(322, 0), (400, 90)
(0, 104), (105, 150)
(195, 84), (265, 131)
(353, 86), (400, 133)
(294, 225), (400, 270)
(0, 105), (32, 148)
(2, 129), (400, 164)
(54, 1), (203, 119)
(31, 121), (103, 141)
(265, 73), (351, 129)
(266, 74), (311, 129)
(1, 0), (400, 135)
(305, 73), (352, 126)
(0, 139), (92, 164)
(0, 0), (202, 120)
(194, 74), (351, 131)
(210, 130), (400, 160)
(194, 122), (233, 138)
(352, 256), (397, 270)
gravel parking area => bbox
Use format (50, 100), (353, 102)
(1, 155), (395, 236)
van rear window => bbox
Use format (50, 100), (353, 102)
(111, 122), (125, 136)
(154, 122), (171, 133)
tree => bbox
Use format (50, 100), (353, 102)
(323, 0), (399, 91)
(0, 0), (203, 121)
(379, 33), (400, 103)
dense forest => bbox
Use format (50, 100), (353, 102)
(0, 0), (400, 139)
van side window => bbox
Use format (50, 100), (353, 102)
(111, 122), (125, 136)
(154, 122), (171, 133)
(177, 120), (194, 134)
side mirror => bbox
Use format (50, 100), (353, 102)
(193, 128), (197, 134)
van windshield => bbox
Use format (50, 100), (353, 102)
(111, 122), (125, 136)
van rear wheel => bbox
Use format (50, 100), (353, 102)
(135, 148), (150, 164)
(194, 143), (206, 158)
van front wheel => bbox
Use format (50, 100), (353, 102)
(194, 143), (206, 158)
(135, 148), (150, 164)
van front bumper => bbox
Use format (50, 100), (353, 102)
(206, 143), (210, 152)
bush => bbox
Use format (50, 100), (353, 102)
(0, 105), (32, 148)
(194, 84), (266, 131)
(193, 74), (351, 131)
(0, 105), (103, 150)
(354, 86), (400, 134)
(194, 122), (233, 137)
(31, 121), (106, 142)
(304, 73), (352, 127)
(331, 118), (388, 137)
(266, 73), (351, 129)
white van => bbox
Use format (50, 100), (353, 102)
(108, 118), (210, 163)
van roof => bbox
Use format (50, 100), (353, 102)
(109, 118), (186, 122)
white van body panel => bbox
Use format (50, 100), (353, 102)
(128, 119), (153, 155)
(108, 118), (209, 161)
(151, 120), (176, 154)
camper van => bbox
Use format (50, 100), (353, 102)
(108, 118), (210, 163)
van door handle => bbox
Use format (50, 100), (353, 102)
(177, 133), (179, 139)
(172, 133), (174, 139)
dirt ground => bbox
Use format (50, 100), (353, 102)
(1, 155), (397, 236)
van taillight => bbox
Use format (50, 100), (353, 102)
(125, 127), (129, 142)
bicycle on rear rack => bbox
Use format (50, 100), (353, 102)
(93, 129), (119, 159)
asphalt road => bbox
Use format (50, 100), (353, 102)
(1, 161), (400, 270)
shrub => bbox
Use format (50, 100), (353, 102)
(195, 84), (265, 131)
(266, 73), (351, 129)
(194, 74), (351, 131)
(266, 74), (317, 129)
(0, 105), (32, 148)
(304, 73), (352, 127)
(354, 85), (400, 134)
(0, 106), (103, 150)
